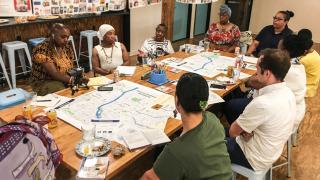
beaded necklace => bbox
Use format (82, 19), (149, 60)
(101, 45), (114, 64)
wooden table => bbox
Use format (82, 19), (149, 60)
(0, 51), (255, 179)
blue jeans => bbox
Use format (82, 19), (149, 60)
(224, 98), (252, 124)
(226, 137), (253, 170)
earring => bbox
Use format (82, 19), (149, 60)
(173, 109), (178, 118)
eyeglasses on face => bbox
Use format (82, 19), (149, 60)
(273, 16), (284, 21)
(218, 13), (228, 17)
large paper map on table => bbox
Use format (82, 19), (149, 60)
(56, 80), (177, 145)
(162, 52), (236, 78)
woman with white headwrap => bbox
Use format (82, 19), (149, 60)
(205, 4), (240, 53)
(92, 24), (130, 75)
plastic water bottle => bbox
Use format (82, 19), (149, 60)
(113, 70), (120, 82)
(234, 55), (241, 69)
(233, 68), (240, 83)
(235, 47), (240, 56)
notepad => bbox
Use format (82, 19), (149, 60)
(87, 76), (113, 86)
(116, 66), (136, 76)
(31, 94), (61, 107)
(77, 157), (109, 180)
(122, 129), (170, 150)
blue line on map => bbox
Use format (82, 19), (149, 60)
(95, 87), (139, 118)
(193, 56), (213, 71)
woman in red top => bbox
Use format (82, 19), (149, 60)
(206, 4), (240, 53)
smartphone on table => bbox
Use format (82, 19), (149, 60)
(97, 86), (113, 91)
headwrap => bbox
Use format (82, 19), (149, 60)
(97, 24), (115, 41)
(220, 4), (231, 17)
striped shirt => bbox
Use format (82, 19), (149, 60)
(140, 38), (174, 57)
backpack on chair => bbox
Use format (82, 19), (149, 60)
(0, 116), (62, 180)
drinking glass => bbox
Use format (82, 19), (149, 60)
(204, 41), (210, 52)
(185, 44), (191, 53)
(142, 56), (149, 67)
(82, 124), (96, 142)
(25, 91), (37, 107)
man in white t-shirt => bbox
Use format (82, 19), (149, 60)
(227, 48), (296, 171)
(139, 24), (174, 59)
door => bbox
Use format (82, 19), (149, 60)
(226, 0), (253, 31)
(194, 4), (210, 36)
(173, 2), (190, 41)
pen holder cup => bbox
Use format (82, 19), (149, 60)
(149, 71), (168, 85)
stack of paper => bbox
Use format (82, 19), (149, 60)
(208, 92), (225, 105)
(243, 56), (258, 64)
(116, 66), (136, 76)
(31, 94), (61, 107)
(87, 76), (113, 86)
(43, 95), (73, 112)
(77, 157), (109, 180)
(122, 129), (170, 150)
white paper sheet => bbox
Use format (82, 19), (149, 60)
(239, 72), (251, 80)
(243, 56), (258, 64)
(116, 66), (136, 76)
(87, 77), (113, 86)
(208, 91), (225, 105)
(31, 94), (60, 107)
(122, 130), (150, 150)
(143, 129), (171, 145)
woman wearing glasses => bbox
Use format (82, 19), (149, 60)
(246, 10), (294, 57)
(205, 4), (240, 53)
(92, 24), (130, 76)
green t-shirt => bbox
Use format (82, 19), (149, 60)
(153, 111), (232, 180)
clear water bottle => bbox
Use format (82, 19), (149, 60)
(113, 69), (120, 82)
(234, 55), (241, 69)
(235, 47), (240, 56)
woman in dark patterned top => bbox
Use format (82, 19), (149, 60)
(206, 4), (240, 53)
(30, 23), (75, 96)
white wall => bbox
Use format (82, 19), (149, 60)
(129, 4), (162, 55)
(249, 0), (320, 43)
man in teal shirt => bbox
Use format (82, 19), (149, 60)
(141, 72), (232, 180)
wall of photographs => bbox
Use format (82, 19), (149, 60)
(0, 0), (128, 16)
(33, 0), (127, 15)
(176, 0), (212, 4)
(128, 0), (161, 9)
(0, 0), (163, 16)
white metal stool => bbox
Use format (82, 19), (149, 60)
(231, 164), (269, 180)
(269, 137), (292, 179)
(2, 41), (32, 88)
(292, 130), (298, 146)
(78, 30), (100, 70)
(68, 35), (78, 67)
(0, 53), (12, 89)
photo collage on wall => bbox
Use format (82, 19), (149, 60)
(176, 0), (211, 4)
(31, 0), (126, 16)
(0, 0), (33, 16)
(128, 0), (161, 9)
(108, 0), (126, 11)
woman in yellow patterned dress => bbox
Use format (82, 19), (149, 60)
(30, 23), (76, 96)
